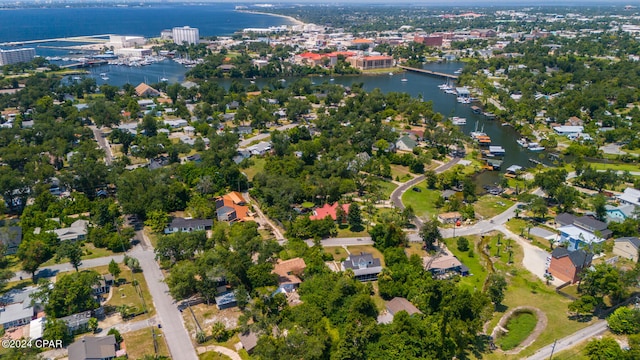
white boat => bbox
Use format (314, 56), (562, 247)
(457, 97), (471, 104)
(99, 73), (107, 77)
(517, 138), (529, 148)
(160, 77), (169, 82)
(330, 78), (335, 81)
(101, 75), (109, 80)
(451, 117), (467, 125)
(72, 76), (82, 80)
(454, 68), (463, 74)
(444, 89), (457, 95)
(280, 79), (286, 82)
(389, 72), (393, 76)
(401, 78), (408, 82)
(489, 146), (506, 156)
(528, 143), (545, 151)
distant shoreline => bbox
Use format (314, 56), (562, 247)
(236, 10), (305, 27)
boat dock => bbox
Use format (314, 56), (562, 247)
(398, 65), (459, 80)
(61, 60), (109, 69)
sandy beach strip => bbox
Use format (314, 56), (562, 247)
(237, 10), (305, 26)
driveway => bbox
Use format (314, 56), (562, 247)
(90, 125), (114, 165)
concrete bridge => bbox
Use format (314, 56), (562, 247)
(398, 65), (459, 80)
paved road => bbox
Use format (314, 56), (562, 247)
(305, 237), (374, 247)
(238, 123), (298, 148)
(90, 125), (114, 165)
(390, 157), (461, 227)
(10, 254), (125, 282)
(526, 320), (608, 360)
(135, 230), (199, 360)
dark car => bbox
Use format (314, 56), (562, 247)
(412, 187), (422, 192)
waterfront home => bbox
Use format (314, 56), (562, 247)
(553, 125), (584, 137)
(341, 252), (382, 282)
(613, 237), (640, 262)
(134, 83), (160, 97)
(617, 187), (640, 207)
(164, 217), (213, 234)
(548, 247), (592, 284)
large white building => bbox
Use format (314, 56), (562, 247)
(172, 26), (199, 45)
(107, 35), (146, 49)
(0, 48), (36, 66)
(114, 48), (152, 58)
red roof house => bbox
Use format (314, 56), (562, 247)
(309, 203), (350, 221)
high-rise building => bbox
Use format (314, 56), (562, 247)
(0, 48), (36, 66)
(172, 26), (199, 45)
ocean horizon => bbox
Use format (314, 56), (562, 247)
(0, 4), (294, 43)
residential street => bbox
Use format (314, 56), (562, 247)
(526, 320), (608, 360)
(238, 123), (298, 148)
(305, 237), (374, 247)
(90, 125), (114, 165)
(135, 230), (199, 360)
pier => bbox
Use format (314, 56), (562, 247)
(0, 34), (111, 47)
(61, 60), (109, 69)
(398, 65), (459, 80)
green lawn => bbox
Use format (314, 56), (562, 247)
(496, 311), (538, 351)
(505, 218), (554, 252)
(122, 327), (170, 360)
(589, 162), (640, 173)
(473, 195), (514, 219)
(242, 157), (266, 181)
(390, 164), (415, 182)
(105, 263), (156, 319)
(372, 178), (398, 199)
(39, 242), (117, 267)
(199, 352), (232, 360)
(401, 183), (440, 218)
(442, 236), (488, 292)
(336, 225), (369, 238)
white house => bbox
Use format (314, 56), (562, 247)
(553, 125), (584, 137)
(618, 187), (640, 207)
(163, 119), (188, 128)
(50, 219), (89, 241)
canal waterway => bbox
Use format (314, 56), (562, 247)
(60, 60), (540, 186)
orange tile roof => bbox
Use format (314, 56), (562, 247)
(222, 198), (249, 221)
(352, 38), (373, 44)
(135, 83), (160, 97)
(225, 191), (245, 205)
(273, 258), (307, 277)
(299, 52), (324, 60)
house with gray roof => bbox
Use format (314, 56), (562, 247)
(164, 217), (212, 234)
(395, 135), (418, 152)
(614, 237), (640, 262)
(341, 252), (382, 282)
(68, 335), (118, 360)
(61, 310), (94, 334)
(49, 219), (89, 241)
(0, 301), (34, 329)
(606, 204), (637, 223)
(0, 226), (22, 255)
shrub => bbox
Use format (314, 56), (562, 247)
(457, 237), (470, 252)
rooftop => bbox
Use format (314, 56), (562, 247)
(551, 247), (593, 267)
(68, 335), (117, 360)
(386, 297), (422, 316)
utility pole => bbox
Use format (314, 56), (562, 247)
(549, 339), (557, 360)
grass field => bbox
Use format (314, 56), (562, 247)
(496, 311), (538, 350)
(199, 352), (232, 360)
(242, 157), (266, 181)
(401, 183), (441, 218)
(473, 195), (514, 219)
(122, 326), (170, 360)
(589, 162), (640, 173)
(106, 263), (156, 319)
(372, 178), (398, 199)
(336, 225), (369, 238)
(505, 218), (554, 251)
(390, 164), (415, 182)
(39, 242), (117, 267)
(442, 236), (488, 291)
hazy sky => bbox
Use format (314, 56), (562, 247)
(0, 0), (636, 4)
